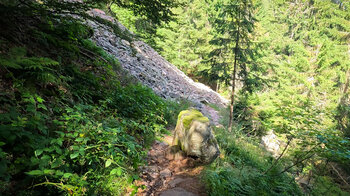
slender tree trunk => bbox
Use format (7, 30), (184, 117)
(337, 69), (350, 136)
(228, 11), (241, 131)
(216, 80), (220, 92)
(340, 69), (350, 105)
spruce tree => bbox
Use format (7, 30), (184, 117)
(204, 0), (255, 129)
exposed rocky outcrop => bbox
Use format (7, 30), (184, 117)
(85, 9), (228, 119)
(261, 130), (281, 157)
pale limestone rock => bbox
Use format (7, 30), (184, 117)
(261, 130), (280, 157)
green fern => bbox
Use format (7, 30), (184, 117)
(0, 58), (22, 69)
(1, 47), (59, 70)
(1, 47), (60, 85)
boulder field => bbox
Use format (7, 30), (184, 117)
(84, 9), (228, 124)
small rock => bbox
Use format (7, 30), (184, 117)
(145, 165), (158, 173)
(159, 142), (169, 148)
(168, 178), (186, 188)
(261, 130), (281, 157)
(153, 179), (164, 189)
(166, 152), (174, 161)
(160, 168), (172, 178)
(157, 157), (165, 164)
(160, 187), (196, 196)
(121, 39), (130, 46)
(174, 152), (185, 161)
(181, 159), (189, 165)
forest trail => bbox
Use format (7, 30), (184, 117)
(132, 134), (207, 196)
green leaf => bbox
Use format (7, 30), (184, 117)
(75, 138), (84, 142)
(38, 104), (47, 110)
(72, 146), (79, 151)
(55, 147), (62, 154)
(35, 149), (44, 156)
(26, 170), (43, 176)
(56, 138), (63, 146)
(44, 169), (55, 175)
(132, 174), (140, 180)
(0, 59), (22, 69)
(63, 173), (73, 179)
(51, 159), (62, 168)
(41, 155), (51, 161)
(55, 170), (64, 176)
(70, 152), (79, 159)
(36, 96), (44, 103)
(110, 167), (123, 176)
(105, 159), (112, 168)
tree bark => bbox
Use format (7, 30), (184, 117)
(216, 80), (220, 92)
(228, 11), (241, 131)
(339, 69), (350, 105)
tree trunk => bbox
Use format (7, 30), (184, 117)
(228, 11), (241, 131)
(339, 69), (350, 105)
(216, 80), (220, 92)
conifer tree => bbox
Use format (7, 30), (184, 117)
(204, 0), (255, 129)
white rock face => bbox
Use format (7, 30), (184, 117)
(85, 9), (228, 110)
(261, 130), (280, 157)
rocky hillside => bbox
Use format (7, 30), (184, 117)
(86, 9), (228, 109)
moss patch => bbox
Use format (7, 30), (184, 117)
(178, 109), (209, 130)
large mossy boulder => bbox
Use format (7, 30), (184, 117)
(172, 109), (220, 163)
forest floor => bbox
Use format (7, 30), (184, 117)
(131, 134), (207, 196)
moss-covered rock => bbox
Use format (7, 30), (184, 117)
(172, 109), (220, 163)
(177, 109), (210, 130)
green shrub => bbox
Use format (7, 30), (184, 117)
(109, 84), (165, 121)
(0, 11), (167, 195)
(310, 176), (349, 196)
(202, 127), (302, 196)
(163, 99), (194, 128)
(23, 104), (151, 195)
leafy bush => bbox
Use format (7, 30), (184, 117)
(0, 8), (167, 195)
(21, 103), (154, 195)
(163, 99), (195, 127)
(202, 127), (302, 196)
(109, 84), (165, 120)
(310, 176), (349, 196)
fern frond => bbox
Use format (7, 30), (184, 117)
(0, 58), (22, 69)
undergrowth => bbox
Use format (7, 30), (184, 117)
(0, 4), (176, 195)
(203, 100), (349, 195)
(202, 127), (302, 196)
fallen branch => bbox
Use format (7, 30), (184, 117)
(263, 138), (292, 175)
(330, 163), (349, 186)
(77, 46), (110, 64)
(279, 153), (315, 175)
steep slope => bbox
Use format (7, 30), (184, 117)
(86, 9), (228, 108)
(0, 4), (173, 194)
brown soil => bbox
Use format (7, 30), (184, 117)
(133, 135), (207, 196)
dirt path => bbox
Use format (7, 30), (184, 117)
(133, 135), (207, 196)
